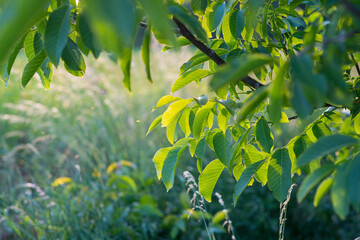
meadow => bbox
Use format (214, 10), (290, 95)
(0, 48), (359, 239)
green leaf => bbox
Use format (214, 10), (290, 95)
(156, 95), (182, 108)
(179, 108), (191, 137)
(141, 27), (152, 83)
(0, 34), (25, 84)
(297, 164), (335, 202)
(242, 144), (268, 185)
(120, 48), (132, 91)
(139, 0), (175, 46)
(168, 3), (208, 43)
(166, 113), (179, 144)
(346, 153), (360, 212)
(331, 162), (351, 220)
(61, 38), (86, 73)
(162, 139), (190, 191)
(206, 2), (226, 31)
(313, 177), (333, 207)
(180, 49), (228, 74)
(147, 115), (162, 135)
(21, 50), (47, 87)
(233, 160), (265, 205)
(307, 121), (331, 142)
(289, 0), (305, 9)
(33, 31), (43, 55)
(44, 5), (71, 66)
(254, 117), (274, 153)
(162, 99), (193, 127)
(152, 147), (171, 179)
(85, 0), (139, 55)
(38, 58), (53, 89)
(268, 149), (292, 202)
(195, 136), (206, 159)
(199, 159), (225, 202)
(218, 105), (230, 132)
(77, 12), (101, 58)
(0, 0), (48, 64)
(24, 30), (36, 60)
(237, 86), (269, 122)
(280, 0), (288, 6)
(222, 9), (244, 47)
(213, 129), (232, 167)
(192, 101), (216, 139)
(290, 55), (327, 108)
(191, 0), (208, 15)
(172, 69), (213, 93)
(268, 62), (289, 122)
(210, 54), (274, 90)
(297, 134), (358, 167)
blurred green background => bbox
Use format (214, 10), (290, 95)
(0, 48), (359, 240)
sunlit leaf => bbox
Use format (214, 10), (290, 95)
(172, 69), (213, 93)
(199, 159), (225, 202)
(162, 99), (193, 127)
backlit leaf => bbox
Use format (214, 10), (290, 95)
(199, 159), (225, 202)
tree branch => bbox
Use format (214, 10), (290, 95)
(172, 17), (264, 89)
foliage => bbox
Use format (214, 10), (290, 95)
(1, 0), (360, 236)
(0, 49), (360, 239)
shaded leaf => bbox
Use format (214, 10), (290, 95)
(21, 50), (47, 87)
(297, 164), (335, 202)
(254, 117), (274, 153)
(162, 139), (190, 191)
(233, 160), (265, 205)
(44, 5), (71, 66)
(210, 54), (274, 90)
(268, 149), (292, 202)
(297, 134), (358, 167)
(61, 38), (86, 72)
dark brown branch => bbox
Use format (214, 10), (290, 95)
(172, 17), (264, 90)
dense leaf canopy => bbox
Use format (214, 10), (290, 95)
(1, 0), (360, 221)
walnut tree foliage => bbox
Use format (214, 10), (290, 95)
(0, 0), (360, 221)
